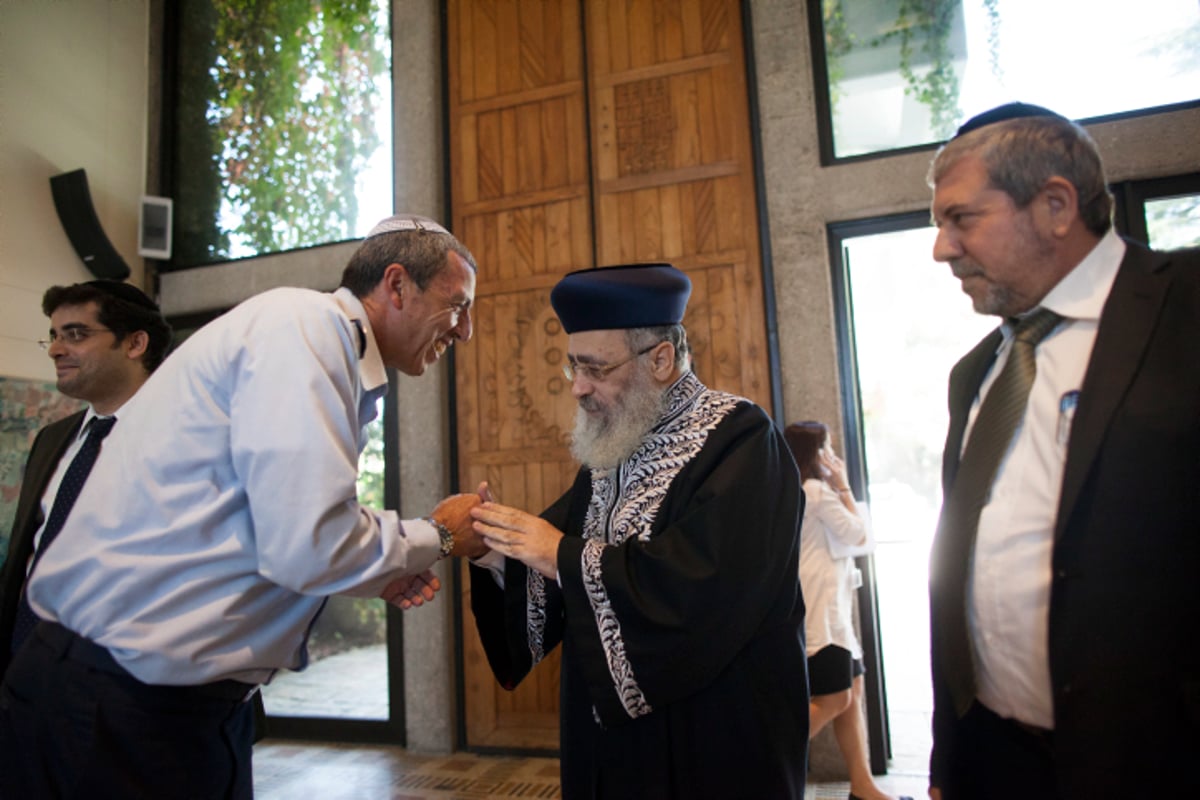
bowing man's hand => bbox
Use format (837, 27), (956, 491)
(470, 503), (564, 580)
(379, 569), (441, 610)
(430, 491), (489, 559)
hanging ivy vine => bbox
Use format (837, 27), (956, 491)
(822, 0), (1007, 144)
(872, 0), (963, 138)
(822, 0), (857, 113)
(981, 0), (1003, 82)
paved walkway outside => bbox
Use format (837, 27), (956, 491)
(261, 643), (389, 719)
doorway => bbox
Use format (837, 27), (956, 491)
(258, 377), (408, 745)
(830, 212), (995, 775)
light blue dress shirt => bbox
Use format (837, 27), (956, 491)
(28, 287), (441, 685)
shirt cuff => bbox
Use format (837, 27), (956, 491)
(470, 549), (506, 588)
(397, 516), (444, 570)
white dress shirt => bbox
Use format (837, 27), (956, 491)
(29, 287), (442, 685)
(967, 230), (1124, 728)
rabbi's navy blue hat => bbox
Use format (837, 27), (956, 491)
(953, 102), (1070, 139)
(551, 263), (691, 333)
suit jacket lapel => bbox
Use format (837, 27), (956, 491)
(1056, 241), (1170, 538)
(10, 412), (85, 544)
(1, 410), (86, 654)
(943, 328), (1003, 491)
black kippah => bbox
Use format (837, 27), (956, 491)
(954, 102), (1069, 139)
(550, 263), (691, 334)
(83, 279), (160, 312)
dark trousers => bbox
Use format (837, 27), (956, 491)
(0, 622), (255, 799)
(942, 701), (1060, 800)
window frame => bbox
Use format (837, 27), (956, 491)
(1114, 171), (1200, 247)
(805, 0), (1200, 166)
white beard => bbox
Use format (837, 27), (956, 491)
(569, 366), (666, 470)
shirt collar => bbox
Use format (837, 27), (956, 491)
(1001, 229), (1124, 340)
(78, 400), (128, 441)
(333, 287), (387, 394)
(1038, 228), (1125, 323)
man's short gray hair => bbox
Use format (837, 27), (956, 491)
(339, 214), (477, 297)
(626, 324), (690, 371)
(928, 115), (1114, 237)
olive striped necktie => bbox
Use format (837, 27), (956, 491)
(934, 308), (1064, 717)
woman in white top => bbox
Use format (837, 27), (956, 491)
(786, 421), (909, 800)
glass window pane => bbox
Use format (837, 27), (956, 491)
(822, 0), (1200, 158)
(840, 224), (996, 771)
(1145, 194), (1200, 251)
(260, 412), (388, 720)
(170, 0), (393, 267)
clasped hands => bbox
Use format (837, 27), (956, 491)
(379, 482), (563, 609)
(470, 483), (563, 581)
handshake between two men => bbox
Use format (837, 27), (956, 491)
(378, 481), (564, 609)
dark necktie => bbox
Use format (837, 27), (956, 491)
(10, 415), (117, 653)
(933, 308), (1064, 717)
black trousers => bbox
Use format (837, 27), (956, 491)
(942, 701), (1060, 800)
(0, 622), (255, 800)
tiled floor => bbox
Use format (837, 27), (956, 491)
(254, 743), (561, 799)
(255, 637), (930, 799)
(253, 740), (929, 800)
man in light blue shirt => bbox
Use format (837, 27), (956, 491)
(0, 214), (488, 799)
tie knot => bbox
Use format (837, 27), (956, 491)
(89, 416), (117, 440)
(1012, 307), (1063, 346)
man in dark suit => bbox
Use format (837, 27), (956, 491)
(926, 103), (1200, 799)
(0, 280), (171, 676)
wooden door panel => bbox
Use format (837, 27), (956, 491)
(450, 0), (769, 752)
(587, 0), (767, 409)
(456, 95), (588, 206)
(592, 64), (742, 183)
(449, 0), (591, 750)
(589, 0), (733, 72)
(460, 201), (592, 289)
(454, 0), (582, 104)
(593, 176), (769, 405)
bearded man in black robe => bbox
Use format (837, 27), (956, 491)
(469, 263), (809, 799)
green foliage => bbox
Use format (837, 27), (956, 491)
(1146, 195), (1200, 251)
(981, 0), (1002, 82)
(173, 0), (389, 263)
(356, 413), (385, 509)
(308, 596), (387, 658)
(872, 0), (963, 138)
(307, 412), (388, 660)
(822, 0), (856, 111)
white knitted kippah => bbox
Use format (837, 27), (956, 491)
(366, 214), (450, 238)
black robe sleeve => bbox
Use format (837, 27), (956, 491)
(469, 476), (581, 689)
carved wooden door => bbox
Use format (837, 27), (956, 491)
(448, 0), (771, 751)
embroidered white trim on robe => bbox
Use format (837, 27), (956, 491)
(578, 371), (744, 719)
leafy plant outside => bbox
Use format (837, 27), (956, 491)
(172, 0), (390, 266)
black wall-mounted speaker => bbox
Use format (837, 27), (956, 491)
(49, 168), (131, 280)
